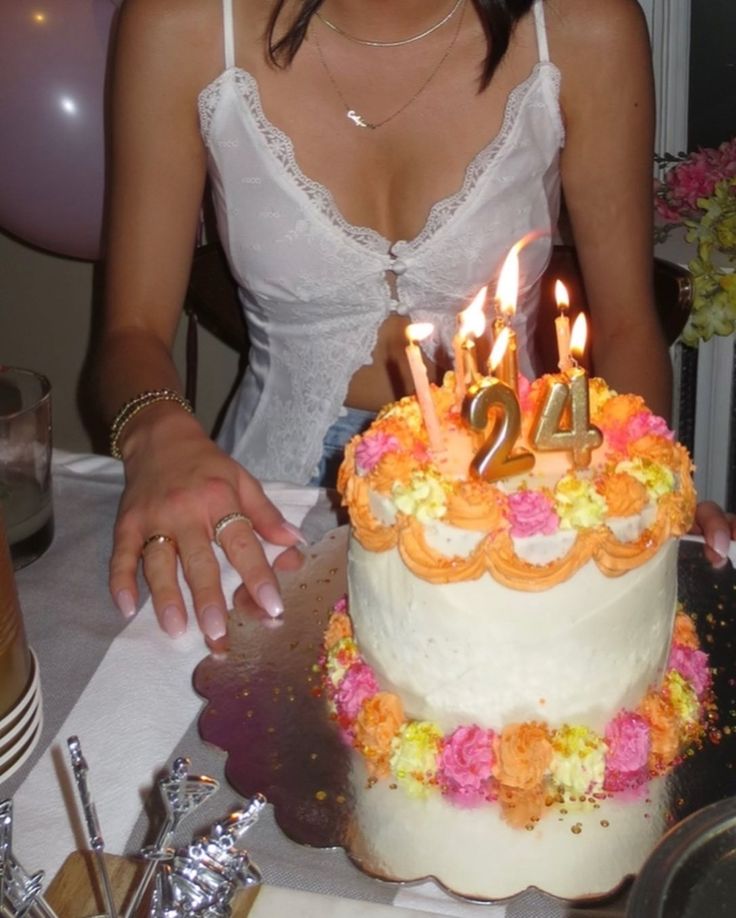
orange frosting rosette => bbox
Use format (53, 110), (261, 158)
(628, 434), (677, 467)
(497, 784), (546, 829)
(673, 610), (700, 649)
(324, 613), (353, 651)
(354, 692), (405, 779)
(445, 480), (508, 532)
(639, 692), (680, 772)
(597, 472), (649, 517)
(493, 722), (554, 791)
(597, 393), (646, 429)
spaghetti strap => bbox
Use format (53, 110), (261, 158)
(223, 0), (236, 70)
(532, 0), (550, 63)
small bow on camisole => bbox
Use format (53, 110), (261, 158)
(198, 0), (564, 484)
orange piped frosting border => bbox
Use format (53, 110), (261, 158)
(339, 373), (695, 589)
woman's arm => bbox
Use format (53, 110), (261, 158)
(553, 0), (672, 419)
(552, 0), (735, 562)
(98, 0), (301, 640)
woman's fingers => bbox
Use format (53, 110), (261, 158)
(214, 514), (285, 618)
(237, 476), (306, 547)
(109, 524), (142, 619)
(140, 533), (188, 636)
(693, 500), (734, 568)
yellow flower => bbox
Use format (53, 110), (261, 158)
(550, 725), (606, 794)
(554, 475), (607, 530)
(390, 721), (442, 798)
(325, 637), (358, 687)
(392, 471), (448, 523)
(666, 672), (700, 726)
(615, 457), (675, 499)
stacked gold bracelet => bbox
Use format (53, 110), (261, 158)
(109, 388), (193, 459)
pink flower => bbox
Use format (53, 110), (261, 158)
(656, 139), (736, 223)
(627, 411), (674, 443)
(333, 595), (348, 614)
(668, 645), (711, 699)
(438, 725), (496, 807)
(335, 662), (379, 723)
(604, 712), (650, 792)
(507, 490), (559, 538)
(355, 432), (400, 473)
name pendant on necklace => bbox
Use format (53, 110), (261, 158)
(347, 110), (373, 129)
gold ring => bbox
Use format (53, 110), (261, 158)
(141, 533), (175, 555)
(213, 512), (252, 548)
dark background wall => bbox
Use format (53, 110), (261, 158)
(688, 0), (736, 149)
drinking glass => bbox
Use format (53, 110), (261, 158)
(0, 366), (54, 569)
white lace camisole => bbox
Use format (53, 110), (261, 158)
(198, 0), (564, 484)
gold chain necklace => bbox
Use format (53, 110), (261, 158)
(315, 0), (465, 48)
(313, 1), (465, 130)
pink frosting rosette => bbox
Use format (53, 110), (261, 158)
(627, 411), (674, 444)
(668, 645), (711, 699)
(335, 662), (380, 727)
(437, 725), (496, 807)
(507, 490), (559, 538)
(355, 432), (400, 473)
(604, 712), (651, 791)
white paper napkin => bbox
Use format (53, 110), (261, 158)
(12, 476), (319, 879)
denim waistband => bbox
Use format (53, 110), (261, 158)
(310, 406), (377, 488)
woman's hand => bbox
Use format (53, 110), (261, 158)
(109, 406), (304, 641)
(693, 501), (736, 568)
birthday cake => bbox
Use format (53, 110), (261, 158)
(324, 365), (712, 898)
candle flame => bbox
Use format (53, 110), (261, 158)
(497, 248), (519, 318)
(570, 313), (588, 356)
(555, 280), (569, 311)
(489, 327), (511, 372)
(459, 286), (487, 338)
(406, 322), (434, 344)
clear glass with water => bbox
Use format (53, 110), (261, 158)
(0, 366), (53, 569)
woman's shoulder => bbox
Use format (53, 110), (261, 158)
(116, 0), (231, 92)
(545, 0), (649, 49)
(544, 0), (651, 92)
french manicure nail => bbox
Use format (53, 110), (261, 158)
(161, 605), (187, 638)
(256, 583), (285, 618)
(201, 605), (228, 641)
(281, 521), (307, 545)
(712, 530), (730, 560)
(115, 589), (136, 619)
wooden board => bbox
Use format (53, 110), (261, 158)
(46, 852), (260, 917)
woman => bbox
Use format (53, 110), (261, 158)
(98, 0), (733, 641)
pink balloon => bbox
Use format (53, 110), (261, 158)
(0, 0), (119, 260)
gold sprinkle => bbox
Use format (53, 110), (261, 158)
(310, 752), (318, 760)
(571, 823), (583, 835)
(336, 794), (346, 805)
(600, 819), (610, 828)
(266, 726), (276, 734)
(246, 710), (254, 719)
(315, 790), (328, 801)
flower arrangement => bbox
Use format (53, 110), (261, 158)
(654, 138), (736, 345)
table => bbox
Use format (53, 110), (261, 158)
(3, 452), (732, 917)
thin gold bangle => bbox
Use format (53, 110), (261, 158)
(109, 388), (193, 459)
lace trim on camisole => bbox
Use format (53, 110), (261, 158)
(197, 62), (563, 255)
